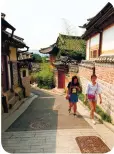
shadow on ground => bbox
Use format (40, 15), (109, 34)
(4, 89), (92, 153)
(4, 89), (58, 153)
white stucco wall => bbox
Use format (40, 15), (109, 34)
(86, 34), (100, 60)
(101, 25), (114, 56)
(90, 34), (100, 47)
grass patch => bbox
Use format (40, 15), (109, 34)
(78, 93), (112, 123)
(96, 105), (112, 123)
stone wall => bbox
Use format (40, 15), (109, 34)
(22, 77), (31, 97)
(78, 60), (114, 123)
(32, 62), (40, 72)
(12, 62), (18, 89)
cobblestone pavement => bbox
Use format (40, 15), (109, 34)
(2, 89), (114, 153)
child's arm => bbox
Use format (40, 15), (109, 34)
(99, 94), (102, 104)
(76, 84), (81, 91)
(66, 82), (70, 98)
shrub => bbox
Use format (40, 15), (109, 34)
(36, 63), (55, 89)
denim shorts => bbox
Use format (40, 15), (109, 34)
(69, 93), (78, 103)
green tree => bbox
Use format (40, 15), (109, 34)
(42, 56), (48, 63)
(33, 53), (42, 63)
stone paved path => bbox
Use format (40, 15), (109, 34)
(7, 89), (91, 132)
(2, 89), (113, 153)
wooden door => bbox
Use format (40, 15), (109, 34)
(58, 70), (65, 88)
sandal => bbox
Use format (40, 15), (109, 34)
(68, 108), (71, 113)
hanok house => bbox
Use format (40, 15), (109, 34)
(39, 43), (59, 68)
(1, 13), (29, 112)
(79, 2), (114, 123)
(17, 51), (33, 96)
(39, 34), (85, 89)
(80, 2), (114, 58)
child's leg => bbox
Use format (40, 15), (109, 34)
(89, 102), (94, 119)
(69, 101), (71, 109)
(73, 103), (77, 114)
(70, 103), (73, 108)
(68, 102), (73, 113)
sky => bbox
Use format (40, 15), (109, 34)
(1, 0), (114, 51)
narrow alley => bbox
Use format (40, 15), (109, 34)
(2, 89), (114, 153)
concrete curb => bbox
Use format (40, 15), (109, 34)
(32, 86), (65, 96)
(2, 93), (38, 132)
(79, 100), (114, 133)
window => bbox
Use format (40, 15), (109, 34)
(93, 50), (97, 58)
(22, 70), (26, 77)
(90, 50), (98, 58)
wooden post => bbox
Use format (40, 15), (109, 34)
(2, 96), (8, 113)
(99, 32), (103, 56)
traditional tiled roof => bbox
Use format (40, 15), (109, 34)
(57, 33), (85, 52)
(95, 56), (114, 63)
(18, 52), (33, 61)
(1, 14), (15, 31)
(80, 2), (114, 39)
(2, 31), (26, 48)
(39, 43), (57, 54)
(39, 34), (85, 54)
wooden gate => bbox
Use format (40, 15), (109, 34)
(58, 70), (65, 88)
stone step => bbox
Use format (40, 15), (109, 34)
(8, 96), (19, 109)
(5, 90), (15, 101)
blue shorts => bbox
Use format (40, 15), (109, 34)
(69, 93), (78, 103)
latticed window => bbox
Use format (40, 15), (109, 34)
(90, 50), (98, 58)
(93, 50), (97, 58)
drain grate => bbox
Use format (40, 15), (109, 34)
(76, 136), (110, 153)
(29, 117), (51, 129)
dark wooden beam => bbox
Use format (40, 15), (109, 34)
(9, 61), (14, 92)
(99, 32), (103, 56)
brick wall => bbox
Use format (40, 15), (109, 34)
(97, 79), (114, 121)
(95, 64), (114, 84)
(78, 63), (114, 123)
(78, 66), (93, 81)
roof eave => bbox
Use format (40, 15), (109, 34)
(86, 2), (113, 29)
(1, 18), (16, 31)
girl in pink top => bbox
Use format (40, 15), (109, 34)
(85, 74), (102, 124)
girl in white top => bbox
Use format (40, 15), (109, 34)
(85, 74), (102, 124)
